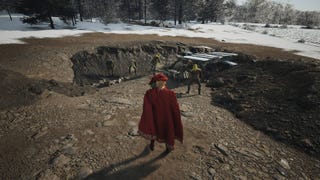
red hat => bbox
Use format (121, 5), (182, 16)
(149, 73), (168, 84)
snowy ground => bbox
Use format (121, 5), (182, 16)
(0, 14), (319, 60)
(232, 23), (320, 46)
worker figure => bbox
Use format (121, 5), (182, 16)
(186, 64), (202, 95)
(151, 52), (161, 73)
(129, 59), (137, 75)
(182, 60), (193, 80)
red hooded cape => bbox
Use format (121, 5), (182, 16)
(138, 87), (183, 148)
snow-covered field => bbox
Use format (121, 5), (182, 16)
(0, 14), (319, 60)
(232, 23), (320, 47)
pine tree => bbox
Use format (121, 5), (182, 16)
(16, 0), (76, 29)
(75, 0), (84, 21)
(151, 0), (170, 23)
(0, 0), (18, 21)
(198, 0), (224, 23)
(144, 0), (148, 24)
(224, 0), (237, 22)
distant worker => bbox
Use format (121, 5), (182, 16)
(151, 52), (161, 73)
(186, 64), (202, 95)
(106, 60), (115, 76)
(182, 60), (193, 80)
(129, 59), (137, 75)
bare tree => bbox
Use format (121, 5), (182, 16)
(224, 0), (237, 22)
(0, 0), (18, 21)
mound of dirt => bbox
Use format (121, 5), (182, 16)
(0, 66), (96, 110)
(207, 59), (320, 158)
(0, 67), (39, 110)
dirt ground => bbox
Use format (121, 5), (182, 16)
(0, 33), (319, 180)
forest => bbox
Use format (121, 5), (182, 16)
(1, 0), (320, 29)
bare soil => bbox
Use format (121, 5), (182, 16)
(0, 33), (319, 180)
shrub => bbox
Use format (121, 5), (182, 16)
(21, 16), (39, 25)
(280, 24), (288, 29)
(150, 21), (159, 27)
(304, 25), (314, 29)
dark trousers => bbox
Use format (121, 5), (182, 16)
(187, 79), (201, 94)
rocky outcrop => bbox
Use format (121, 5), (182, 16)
(71, 42), (187, 85)
(69, 41), (231, 86)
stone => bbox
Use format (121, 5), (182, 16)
(192, 145), (206, 154)
(104, 114), (112, 120)
(214, 143), (229, 157)
(236, 148), (264, 159)
(247, 167), (257, 174)
(127, 121), (137, 127)
(276, 166), (288, 177)
(208, 168), (216, 176)
(65, 134), (78, 141)
(77, 103), (89, 109)
(48, 79), (58, 86)
(301, 138), (313, 148)
(300, 172), (310, 180)
(36, 169), (59, 180)
(28, 84), (43, 95)
(236, 175), (248, 180)
(232, 167), (240, 172)
(222, 164), (231, 171)
(181, 111), (194, 118)
(104, 97), (132, 105)
(40, 89), (53, 98)
(103, 120), (116, 127)
(61, 145), (77, 155)
(216, 115), (223, 120)
(189, 172), (202, 180)
(180, 104), (191, 112)
(95, 122), (102, 128)
(248, 149), (264, 159)
(279, 159), (290, 170)
(32, 127), (48, 140)
(273, 174), (286, 180)
(128, 127), (139, 136)
(5, 111), (15, 121)
(84, 130), (95, 135)
(51, 154), (70, 167)
(260, 145), (270, 155)
(77, 167), (93, 179)
(101, 110), (109, 114)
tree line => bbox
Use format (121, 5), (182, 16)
(0, 0), (319, 29)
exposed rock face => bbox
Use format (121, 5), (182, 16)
(70, 42), (220, 86)
(71, 42), (185, 85)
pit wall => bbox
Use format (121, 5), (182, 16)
(70, 41), (251, 86)
(71, 42), (188, 85)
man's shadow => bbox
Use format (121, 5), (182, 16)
(166, 78), (185, 89)
(85, 145), (169, 180)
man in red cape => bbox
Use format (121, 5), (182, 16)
(138, 73), (183, 152)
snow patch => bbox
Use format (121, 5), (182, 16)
(0, 14), (319, 60)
